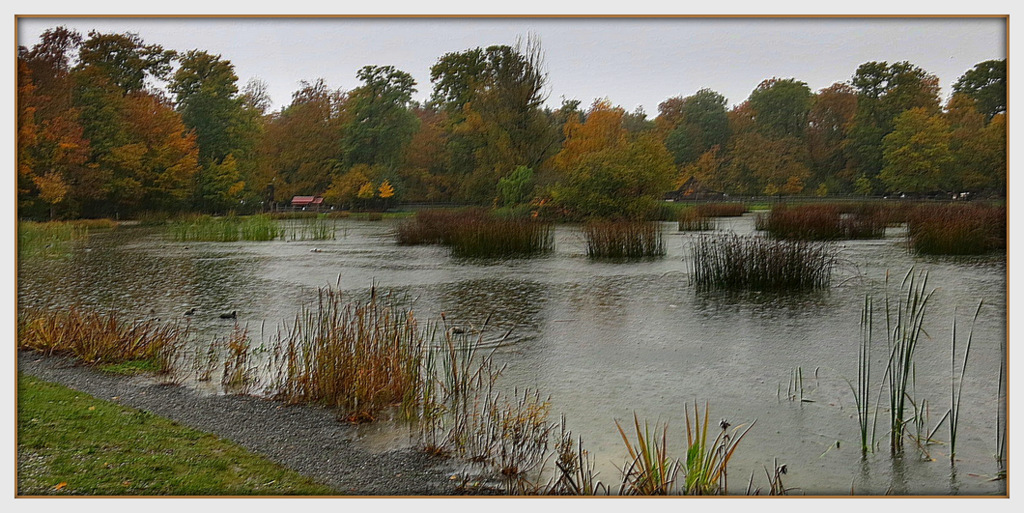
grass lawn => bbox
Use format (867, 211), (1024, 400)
(17, 373), (335, 496)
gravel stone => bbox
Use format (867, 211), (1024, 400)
(17, 350), (468, 495)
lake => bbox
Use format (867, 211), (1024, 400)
(17, 214), (1007, 495)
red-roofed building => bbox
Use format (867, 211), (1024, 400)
(291, 196), (324, 211)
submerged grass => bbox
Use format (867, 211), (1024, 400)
(950, 301), (983, 462)
(691, 234), (836, 292)
(906, 203), (1005, 255)
(756, 204), (887, 241)
(584, 220), (665, 259)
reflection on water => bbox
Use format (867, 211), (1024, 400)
(17, 218), (1007, 495)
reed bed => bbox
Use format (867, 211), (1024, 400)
(267, 287), (425, 422)
(677, 208), (716, 232)
(584, 220), (665, 258)
(756, 204), (887, 241)
(906, 203), (1006, 255)
(397, 208), (553, 258)
(448, 219), (553, 258)
(18, 307), (184, 370)
(691, 234), (836, 291)
(169, 215), (242, 242)
(286, 214), (336, 241)
(696, 203), (747, 217)
(169, 214), (287, 242)
(18, 220), (90, 257)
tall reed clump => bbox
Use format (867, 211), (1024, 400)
(677, 208), (716, 232)
(615, 404), (752, 496)
(18, 220), (90, 258)
(906, 203), (1006, 255)
(267, 287), (425, 423)
(851, 296), (875, 455)
(690, 234), (836, 292)
(449, 218), (553, 258)
(18, 307), (184, 371)
(286, 214), (336, 241)
(397, 208), (553, 258)
(170, 214), (288, 242)
(697, 203), (747, 217)
(616, 414), (679, 495)
(239, 214), (284, 241)
(169, 215), (242, 242)
(882, 270), (934, 455)
(681, 402), (754, 495)
(756, 204), (887, 241)
(416, 321), (555, 493)
(584, 220), (665, 258)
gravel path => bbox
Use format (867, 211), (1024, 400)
(17, 350), (468, 496)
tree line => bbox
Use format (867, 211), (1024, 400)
(17, 27), (1006, 220)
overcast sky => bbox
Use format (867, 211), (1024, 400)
(16, 16), (1006, 116)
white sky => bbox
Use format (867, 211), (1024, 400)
(14, 15), (1006, 115)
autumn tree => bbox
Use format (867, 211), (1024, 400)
(549, 100), (674, 219)
(847, 61), (941, 186)
(807, 83), (858, 192)
(257, 79), (348, 201)
(747, 78), (812, 139)
(170, 50), (260, 211)
(429, 36), (557, 203)
(663, 88), (730, 166)
(953, 59), (1006, 121)
(879, 107), (952, 195)
(342, 65), (419, 169)
(945, 93), (1005, 194)
(18, 28), (91, 218)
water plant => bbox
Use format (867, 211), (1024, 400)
(267, 286), (425, 422)
(18, 220), (90, 258)
(681, 402), (753, 495)
(616, 413), (679, 495)
(756, 203), (887, 241)
(397, 208), (552, 258)
(286, 214), (336, 241)
(905, 203), (1006, 255)
(222, 324), (257, 394)
(949, 301), (983, 462)
(696, 202), (747, 217)
(882, 269), (934, 455)
(544, 417), (607, 495)
(852, 296), (875, 455)
(690, 234), (836, 291)
(583, 220), (665, 258)
(677, 207), (716, 231)
(18, 307), (185, 370)
(239, 214), (285, 241)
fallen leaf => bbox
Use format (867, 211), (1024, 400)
(88, 406), (96, 411)
(54, 482), (67, 490)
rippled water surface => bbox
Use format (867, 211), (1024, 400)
(18, 215), (1007, 495)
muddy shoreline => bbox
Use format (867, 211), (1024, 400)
(17, 350), (468, 496)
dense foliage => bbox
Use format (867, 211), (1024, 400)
(17, 27), (1005, 221)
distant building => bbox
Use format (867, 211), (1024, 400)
(291, 196), (324, 211)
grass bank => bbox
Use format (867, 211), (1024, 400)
(16, 373), (333, 495)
